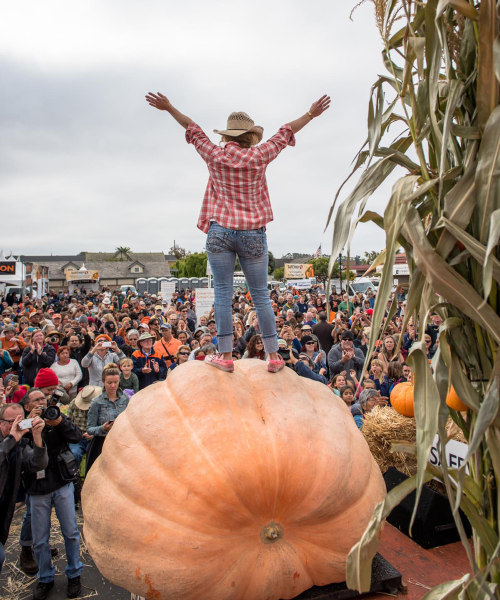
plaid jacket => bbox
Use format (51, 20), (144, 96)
(186, 123), (295, 233)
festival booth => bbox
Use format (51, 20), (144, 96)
(0, 253), (23, 299)
(0, 252), (50, 299)
(66, 264), (99, 294)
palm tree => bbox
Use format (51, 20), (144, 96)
(114, 247), (132, 261)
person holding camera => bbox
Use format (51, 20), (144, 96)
(34, 368), (71, 407)
(0, 404), (47, 576)
(21, 387), (83, 600)
(81, 334), (125, 387)
(20, 330), (56, 387)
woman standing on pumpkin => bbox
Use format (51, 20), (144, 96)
(146, 91), (330, 373)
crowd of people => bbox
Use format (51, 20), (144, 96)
(0, 281), (439, 599)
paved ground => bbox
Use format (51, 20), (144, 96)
(0, 505), (131, 600)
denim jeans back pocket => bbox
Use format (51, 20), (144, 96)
(206, 227), (233, 253)
(238, 230), (266, 259)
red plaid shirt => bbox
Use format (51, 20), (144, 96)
(186, 123), (296, 233)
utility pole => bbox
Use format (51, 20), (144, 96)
(338, 253), (342, 293)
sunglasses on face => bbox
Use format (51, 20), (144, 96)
(178, 352), (189, 356)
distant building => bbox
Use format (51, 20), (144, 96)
(20, 251), (176, 292)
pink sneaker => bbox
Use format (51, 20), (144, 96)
(267, 356), (285, 373)
(205, 354), (234, 373)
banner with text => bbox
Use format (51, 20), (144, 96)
(65, 269), (99, 282)
(195, 288), (215, 324)
(284, 263), (314, 279)
(160, 281), (176, 301)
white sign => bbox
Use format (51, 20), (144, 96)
(393, 264), (410, 276)
(428, 435), (469, 473)
(160, 281), (176, 301)
(287, 278), (315, 290)
(195, 288), (214, 324)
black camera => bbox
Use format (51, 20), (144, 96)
(41, 405), (61, 421)
(48, 388), (64, 405)
(278, 348), (299, 361)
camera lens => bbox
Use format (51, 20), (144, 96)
(42, 405), (61, 421)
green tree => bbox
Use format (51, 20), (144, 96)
(310, 257), (330, 283)
(174, 252), (207, 277)
(273, 267), (284, 281)
(361, 250), (380, 265)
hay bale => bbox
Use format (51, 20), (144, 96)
(362, 406), (417, 476)
(363, 407), (468, 477)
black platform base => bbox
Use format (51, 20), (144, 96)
(287, 553), (402, 600)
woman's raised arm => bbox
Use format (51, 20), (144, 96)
(145, 92), (193, 130)
(288, 95), (331, 134)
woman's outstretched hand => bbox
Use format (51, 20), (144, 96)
(309, 95), (331, 118)
(145, 92), (172, 111)
(145, 92), (193, 129)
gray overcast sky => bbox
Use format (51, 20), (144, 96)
(1, 0), (392, 260)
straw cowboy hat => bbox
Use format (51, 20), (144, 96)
(214, 111), (263, 142)
(74, 385), (102, 410)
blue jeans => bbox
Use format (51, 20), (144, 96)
(69, 439), (91, 468)
(20, 496), (32, 546)
(206, 223), (278, 355)
(30, 483), (83, 582)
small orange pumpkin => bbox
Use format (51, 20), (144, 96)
(390, 381), (415, 417)
(446, 386), (468, 411)
(83, 360), (386, 600)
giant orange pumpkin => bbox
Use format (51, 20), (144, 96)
(82, 360), (385, 600)
(446, 386), (468, 411)
(390, 381), (415, 417)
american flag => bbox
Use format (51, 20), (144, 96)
(313, 245), (322, 259)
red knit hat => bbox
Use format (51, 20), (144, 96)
(34, 368), (59, 388)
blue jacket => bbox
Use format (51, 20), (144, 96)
(132, 349), (167, 389)
(87, 391), (130, 437)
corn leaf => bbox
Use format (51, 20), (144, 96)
(494, 34), (500, 84)
(406, 341), (441, 531)
(367, 80), (385, 164)
(476, 105), (500, 244)
(437, 216), (500, 284)
(483, 208), (500, 297)
(463, 378), (500, 465)
(477, 0), (498, 128)
(420, 575), (470, 600)
(436, 0), (478, 20)
(439, 80), (465, 187)
(438, 162), (476, 258)
(404, 208), (500, 344)
(360, 176), (418, 374)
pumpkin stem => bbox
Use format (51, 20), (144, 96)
(261, 522), (284, 544)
